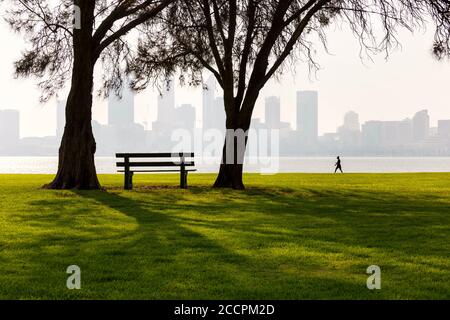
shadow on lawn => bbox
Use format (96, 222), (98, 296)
(74, 188), (381, 299)
(87, 186), (449, 297)
(7, 183), (450, 299)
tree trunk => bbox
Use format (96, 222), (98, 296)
(213, 112), (251, 190)
(213, 87), (261, 190)
(213, 140), (247, 190)
(46, 1), (100, 190)
(46, 69), (100, 190)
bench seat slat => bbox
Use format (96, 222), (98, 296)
(116, 161), (195, 167)
(117, 169), (197, 173)
(116, 153), (194, 158)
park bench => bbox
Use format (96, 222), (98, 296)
(116, 153), (196, 190)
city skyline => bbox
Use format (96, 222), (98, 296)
(1, 80), (450, 157)
(2, 80), (450, 140)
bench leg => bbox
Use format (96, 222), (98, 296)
(180, 169), (187, 189)
(129, 172), (134, 190)
(124, 173), (129, 190)
(125, 172), (134, 190)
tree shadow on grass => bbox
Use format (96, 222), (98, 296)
(3, 189), (277, 299)
(84, 186), (450, 299)
(129, 184), (450, 296)
(2, 183), (450, 299)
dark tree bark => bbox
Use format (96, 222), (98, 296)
(46, 1), (99, 189)
(46, 61), (99, 189)
(214, 148), (246, 189)
(213, 97), (254, 189)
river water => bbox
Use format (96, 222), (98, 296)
(1, 156), (450, 174)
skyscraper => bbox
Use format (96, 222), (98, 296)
(362, 119), (413, 147)
(202, 75), (225, 131)
(108, 83), (135, 127)
(362, 120), (383, 147)
(412, 109), (430, 142)
(343, 111), (360, 131)
(176, 104), (196, 130)
(265, 96), (281, 129)
(438, 120), (450, 138)
(0, 109), (20, 146)
(297, 90), (318, 145)
(338, 111), (361, 147)
(149, 78), (179, 134)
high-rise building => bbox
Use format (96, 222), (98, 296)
(394, 119), (414, 144)
(157, 80), (175, 124)
(362, 119), (413, 147)
(0, 109), (20, 146)
(412, 109), (430, 142)
(265, 96), (281, 129)
(151, 79), (178, 132)
(343, 111), (360, 131)
(176, 104), (196, 130)
(202, 75), (215, 129)
(362, 121), (383, 147)
(108, 83), (135, 127)
(56, 99), (66, 141)
(337, 111), (361, 147)
(380, 120), (413, 146)
(438, 120), (450, 138)
(296, 90), (318, 145)
(202, 75), (225, 131)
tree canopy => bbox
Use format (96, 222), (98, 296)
(132, 0), (450, 92)
(6, 0), (173, 102)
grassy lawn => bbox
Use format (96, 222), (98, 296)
(0, 173), (449, 299)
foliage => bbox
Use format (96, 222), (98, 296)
(131, 0), (450, 114)
(5, 0), (174, 101)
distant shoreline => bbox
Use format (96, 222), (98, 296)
(1, 156), (450, 175)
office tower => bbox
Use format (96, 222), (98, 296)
(362, 119), (413, 148)
(362, 121), (383, 146)
(438, 120), (450, 138)
(202, 75), (225, 131)
(56, 99), (66, 140)
(338, 111), (361, 147)
(108, 83), (135, 127)
(394, 119), (414, 144)
(412, 109), (430, 142)
(0, 109), (20, 146)
(343, 111), (360, 131)
(176, 104), (196, 130)
(297, 90), (318, 145)
(202, 75), (215, 129)
(265, 96), (281, 129)
(380, 121), (408, 147)
(151, 78), (178, 133)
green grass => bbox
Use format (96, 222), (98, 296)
(0, 173), (449, 299)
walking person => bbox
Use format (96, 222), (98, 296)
(334, 156), (343, 173)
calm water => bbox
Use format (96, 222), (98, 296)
(1, 156), (450, 174)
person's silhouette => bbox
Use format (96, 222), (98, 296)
(334, 156), (343, 173)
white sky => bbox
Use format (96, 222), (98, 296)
(0, 17), (449, 138)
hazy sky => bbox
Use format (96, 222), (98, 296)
(0, 16), (449, 138)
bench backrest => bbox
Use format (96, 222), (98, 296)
(116, 153), (195, 169)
